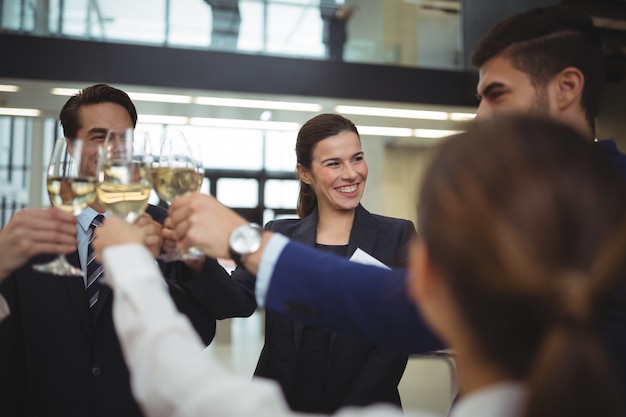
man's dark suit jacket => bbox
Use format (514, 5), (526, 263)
(0, 205), (256, 417)
(242, 205), (412, 413)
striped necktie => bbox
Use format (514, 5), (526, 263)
(86, 214), (105, 310)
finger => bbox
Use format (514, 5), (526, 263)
(31, 229), (77, 246)
(162, 226), (177, 241)
(10, 213), (77, 237)
(44, 207), (77, 223)
(143, 230), (162, 244)
(163, 216), (173, 229)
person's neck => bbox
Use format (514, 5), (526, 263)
(453, 345), (513, 398)
(316, 206), (355, 245)
(560, 110), (595, 141)
(90, 200), (106, 214)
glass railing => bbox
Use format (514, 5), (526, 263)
(0, 0), (463, 70)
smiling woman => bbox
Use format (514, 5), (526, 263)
(231, 113), (415, 414)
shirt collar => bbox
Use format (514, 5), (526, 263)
(449, 381), (526, 417)
(77, 207), (107, 233)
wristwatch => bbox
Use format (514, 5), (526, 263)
(228, 223), (263, 268)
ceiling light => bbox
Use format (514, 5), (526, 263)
(336, 105), (448, 120)
(449, 112), (475, 121)
(128, 92), (192, 104)
(138, 114), (189, 125)
(0, 108), (41, 117)
(0, 84), (19, 92)
(358, 126), (414, 137)
(51, 87), (80, 96)
(189, 117), (300, 131)
(195, 96), (322, 112)
(414, 128), (461, 138)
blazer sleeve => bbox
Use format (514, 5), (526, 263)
(167, 259), (257, 320)
(147, 204), (257, 344)
(0, 275), (25, 416)
(264, 240), (443, 354)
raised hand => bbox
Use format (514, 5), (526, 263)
(168, 192), (247, 260)
(92, 215), (144, 264)
(134, 213), (163, 258)
(0, 208), (77, 281)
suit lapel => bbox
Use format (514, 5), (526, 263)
(91, 284), (111, 324)
(347, 205), (379, 259)
(290, 210), (318, 246)
(289, 210), (319, 350)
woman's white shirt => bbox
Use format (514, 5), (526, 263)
(103, 243), (526, 417)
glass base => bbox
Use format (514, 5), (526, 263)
(33, 255), (83, 276)
(158, 246), (204, 262)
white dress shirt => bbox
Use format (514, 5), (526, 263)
(103, 242), (527, 417)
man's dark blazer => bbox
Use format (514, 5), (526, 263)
(250, 205), (412, 413)
(0, 205), (256, 417)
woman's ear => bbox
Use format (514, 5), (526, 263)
(408, 238), (455, 343)
(296, 163), (312, 185)
(407, 238), (436, 306)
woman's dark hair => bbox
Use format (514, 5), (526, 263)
(295, 113), (359, 218)
(418, 115), (626, 417)
(59, 83), (138, 138)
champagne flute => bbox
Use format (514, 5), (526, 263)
(33, 138), (97, 275)
(189, 137), (205, 191)
(96, 128), (152, 223)
(151, 130), (203, 261)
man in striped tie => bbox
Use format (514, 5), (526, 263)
(0, 83), (257, 417)
(85, 214), (104, 313)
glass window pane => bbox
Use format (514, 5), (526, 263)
(264, 179), (298, 209)
(264, 130), (297, 171)
(0, 118), (10, 176)
(197, 128), (263, 170)
(98, 0), (166, 44)
(266, 3), (324, 57)
(12, 118), (27, 167)
(263, 208), (298, 226)
(199, 176), (210, 195)
(217, 178), (258, 208)
(169, 0), (211, 47)
(238, 1), (264, 51)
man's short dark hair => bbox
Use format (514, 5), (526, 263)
(470, 6), (605, 130)
(59, 83), (138, 139)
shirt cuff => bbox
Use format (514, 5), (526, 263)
(255, 233), (289, 307)
(0, 293), (9, 322)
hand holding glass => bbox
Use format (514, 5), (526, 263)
(33, 138), (96, 276)
(152, 130), (203, 261)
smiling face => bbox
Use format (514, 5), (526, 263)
(475, 55), (551, 120)
(73, 102), (135, 178)
(297, 130), (367, 215)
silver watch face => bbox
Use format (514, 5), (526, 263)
(229, 224), (262, 255)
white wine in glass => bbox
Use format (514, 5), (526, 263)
(33, 138), (97, 276)
(151, 166), (199, 203)
(152, 130), (203, 261)
(97, 128), (152, 223)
